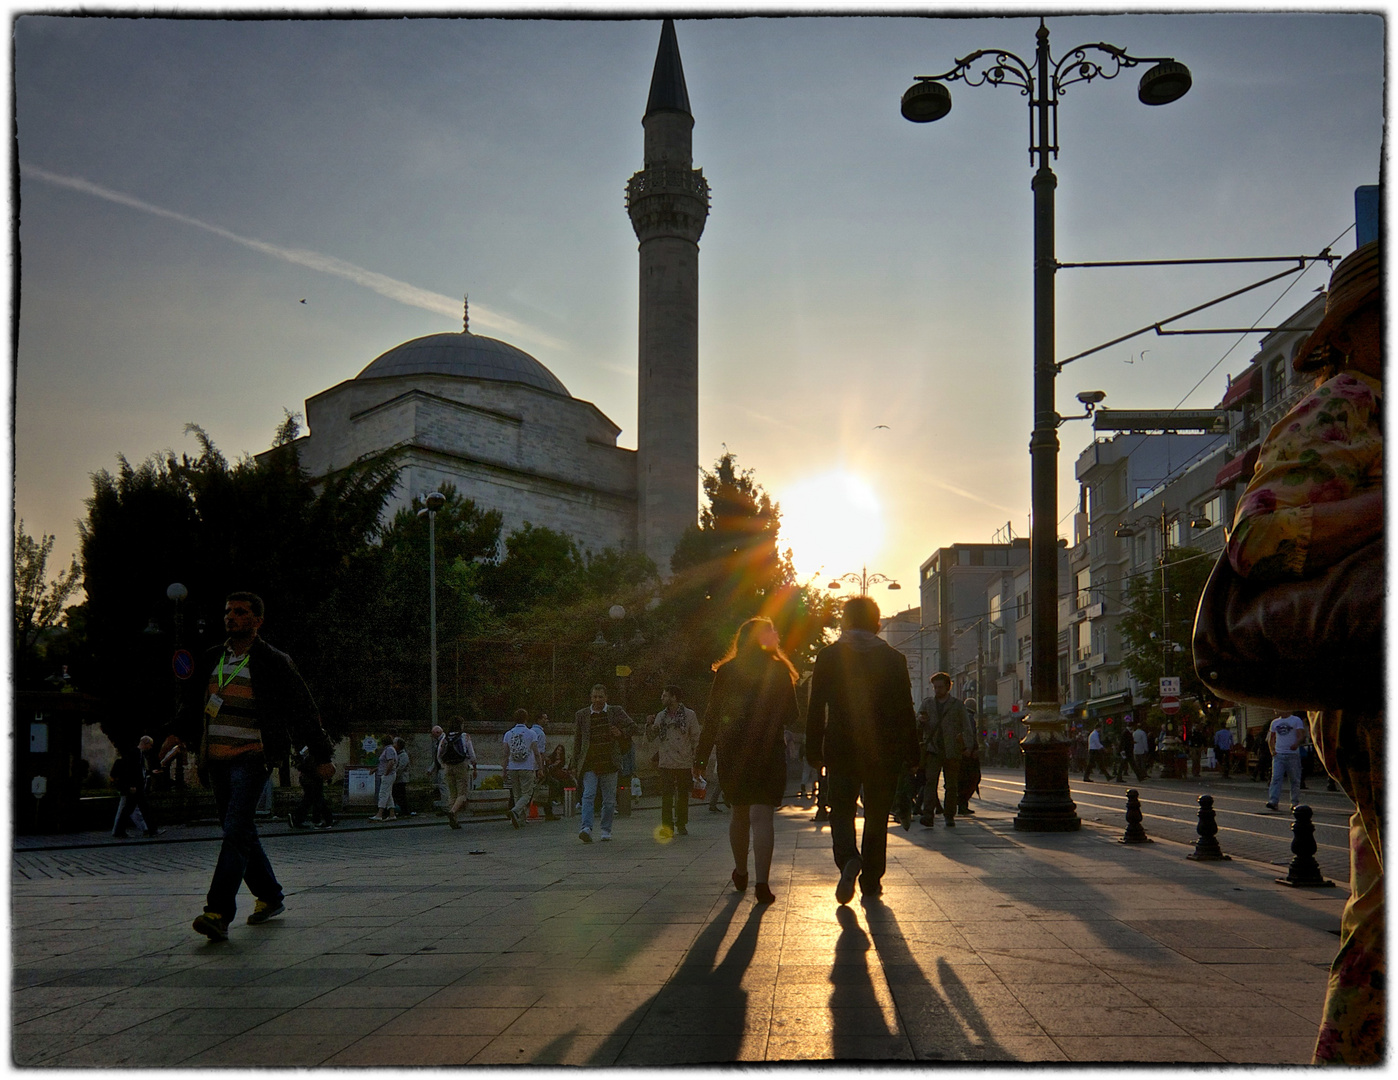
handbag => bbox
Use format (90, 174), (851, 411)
(1191, 537), (1384, 712)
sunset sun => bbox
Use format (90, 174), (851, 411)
(777, 471), (886, 584)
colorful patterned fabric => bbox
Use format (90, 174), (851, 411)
(1309, 707), (1385, 1064)
(1227, 372), (1381, 581)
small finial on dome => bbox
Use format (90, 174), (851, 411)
(463, 295), (469, 334)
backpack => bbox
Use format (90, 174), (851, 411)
(507, 729), (532, 764)
(440, 732), (468, 765)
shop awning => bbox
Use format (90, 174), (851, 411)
(1214, 444), (1260, 489)
(1218, 365), (1261, 410)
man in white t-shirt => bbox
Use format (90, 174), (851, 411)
(503, 709), (546, 828)
(1083, 724), (1107, 782)
(1266, 710), (1308, 811)
(1132, 721), (1150, 781)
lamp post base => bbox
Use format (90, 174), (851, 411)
(1014, 708), (1081, 832)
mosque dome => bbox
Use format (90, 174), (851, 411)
(356, 330), (569, 397)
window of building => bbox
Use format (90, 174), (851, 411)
(1134, 534), (1148, 567)
(1076, 621), (1091, 661)
(1075, 568), (1092, 609)
(1201, 495), (1222, 530)
(1167, 518), (1181, 548)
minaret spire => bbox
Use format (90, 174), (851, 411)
(627, 19), (709, 573)
(462, 295), (469, 334)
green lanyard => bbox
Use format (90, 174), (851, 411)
(216, 650), (251, 690)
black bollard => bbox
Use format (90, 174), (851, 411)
(1119, 788), (1153, 844)
(1186, 794), (1231, 861)
(1276, 805), (1336, 888)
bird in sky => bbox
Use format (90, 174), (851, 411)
(299, 298), (307, 304)
(874, 424), (890, 430)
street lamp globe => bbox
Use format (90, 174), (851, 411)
(901, 80), (952, 123)
(166, 583), (187, 603)
(424, 491), (446, 512)
(1137, 61), (1192, 106)
(609, 604), (626, 621)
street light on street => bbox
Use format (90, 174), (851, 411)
(1114, 507), (1209, 753)
(418, 492), (447, 730)
(827, 566), (902, 596)
(901, 18), (1191, 832)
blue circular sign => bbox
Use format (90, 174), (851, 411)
(172, 649), (195, 680)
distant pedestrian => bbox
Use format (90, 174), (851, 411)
(503, 709), (546, 829)
(986, 731), (1000, 769)
(543, 743), (572, 817)
(647, 684), (702, 838)
(288, 743), (334, 829)
(698, 618), (800, 904)
(1188, 724), (1208, 777)
(111, 735), (161, 838)
(807, 597), (918, 905)
(1266, 710), (1308, 811)
(433, 721), (476, 829)
(571, 685), (637, 843)
(1131, 720), (1150, 781)
(1251, 729), (1271, 782)
(371, 737), (398, 821)
(1214, 725), (1235, 780)
(958, 699), (981, 815)
(1083, 723), (1108, 781)
(916, 674), (973, 826)
(1112, 723), (1133, 782)
(173, 591), (333, 942)
(391, 737), (413, 817)
(531, 713), (558, 820)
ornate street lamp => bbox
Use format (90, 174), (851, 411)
(902, 18), (1191, 831)
(827, 566), (902, 596)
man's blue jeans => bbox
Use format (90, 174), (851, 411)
(580, 770), (617, 834)
(1269, 751), (1302, 807)
(207, 757), (283, 919)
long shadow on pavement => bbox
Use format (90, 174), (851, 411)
(861, 897), (1011, 1061)
(588, 891), (764, 1065)
(908, 813), (1344, 958)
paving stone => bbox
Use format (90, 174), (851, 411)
(12, 791), (1349, 1067)
(322, 1034), (492, 1065)
(1053, 1035), (1226, 1063)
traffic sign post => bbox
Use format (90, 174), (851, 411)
(172, 649), (195, 680)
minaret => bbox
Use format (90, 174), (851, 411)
(627, 18), (709, 573)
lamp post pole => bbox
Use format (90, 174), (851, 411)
(423, 492), (446, 730)
(900, 18), (1191, 832)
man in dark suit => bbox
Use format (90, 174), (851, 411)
(806, 596), (918, 905)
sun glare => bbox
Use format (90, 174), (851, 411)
(778, 471), (885, 583)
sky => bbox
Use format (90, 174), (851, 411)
(12, 8), (1385, 614)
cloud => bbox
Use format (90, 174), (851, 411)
(20, 163), (565, 350)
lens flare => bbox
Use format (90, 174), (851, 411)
(778, 471), (885, 582)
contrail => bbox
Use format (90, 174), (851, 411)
(927, 476), (1019, 515)
(21, 163), (564, 351)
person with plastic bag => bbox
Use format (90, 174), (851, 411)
(1217, 241), (1383, 1065)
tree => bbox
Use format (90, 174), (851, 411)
(1118, 546), (1223, 722)
(662, 451), (834, 693)
(76, 420), (401, 744)
(13, 521), (82, 689)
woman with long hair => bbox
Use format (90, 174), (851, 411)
(698, 617), (801, 904)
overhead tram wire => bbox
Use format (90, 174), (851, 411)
(1050, 222), (1356, 532)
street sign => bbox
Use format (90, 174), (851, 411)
(172, 648), (195, 680)
(1161, 697), (1181, 715)
(1160, 677), (1181, 698)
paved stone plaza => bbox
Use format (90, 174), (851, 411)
(13, 786), (1343, 1066)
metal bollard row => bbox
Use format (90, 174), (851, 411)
(1186, 794), (1231, 861)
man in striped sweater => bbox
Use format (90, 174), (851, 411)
(175, 591), (334, 942)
